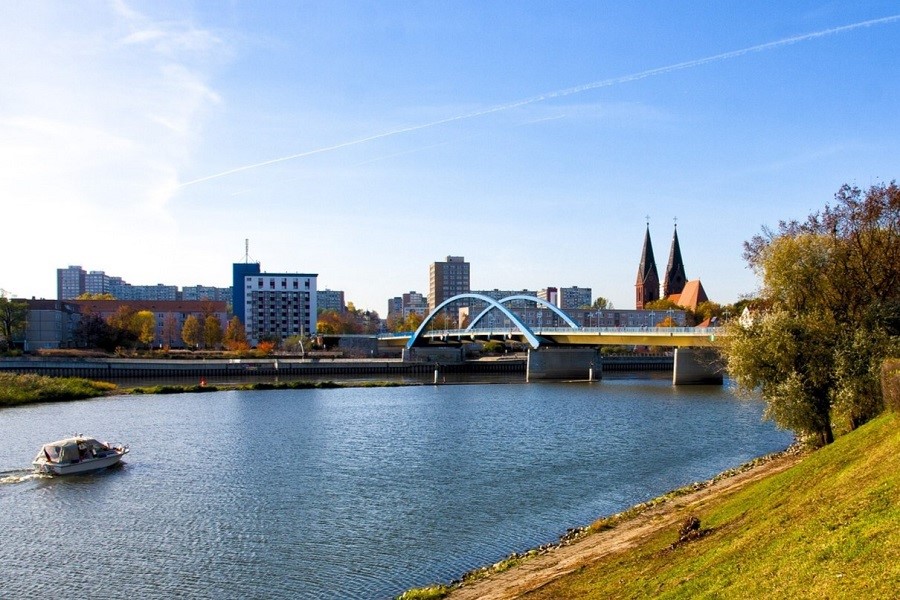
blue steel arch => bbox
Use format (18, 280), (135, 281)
(406, 293), (542, 349)
(466, 295), (579, 331)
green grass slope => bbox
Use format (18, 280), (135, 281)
(527, 411), (900, 599)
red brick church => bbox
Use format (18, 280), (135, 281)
(635, 224), (708, 311)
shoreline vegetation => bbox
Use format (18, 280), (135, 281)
(0, 372), (410, 407)
(0, 372), (118, 406)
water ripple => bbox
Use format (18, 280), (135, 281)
(0, 380), (790, 598)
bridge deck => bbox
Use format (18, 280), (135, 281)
(380, 327), (722, 348)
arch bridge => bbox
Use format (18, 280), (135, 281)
(378, 293), (724, 384)
(379, 293), (721, 350)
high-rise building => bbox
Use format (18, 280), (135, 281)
(122, 284), (178, 301)
(388, 291), (428, 320)
(232, 262), (261, 324)
(402, 291), (428, 316)
(233, 262), (317, 344)
(57, 266), (86, 300)
(108, 276), (128, 299)
(387, 296), (402, 319)
(635, 225), (660, 309)
(317, 289), (346, 313)
(429, 256), (470, 311)
(663, 225), (688, 298)
(182, 285), (232, 302)
(558, 286), (592, 309)
(85, 271), (112, 296)
(57, 264), (225, 302)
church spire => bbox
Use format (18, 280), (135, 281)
(635, 224), (660, 309)
(663, 223), (687, 297)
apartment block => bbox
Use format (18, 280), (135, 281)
(428, 256), (470, 310)
(317, 289), (346, 313)
(234, 262), (318, 344)
(558, 286), (592, 309)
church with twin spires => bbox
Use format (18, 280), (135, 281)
(635, 224), (708, 311)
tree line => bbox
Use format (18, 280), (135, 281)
(72, 307), (250, 352)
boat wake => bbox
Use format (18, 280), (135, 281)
(0, 469), (48, 484)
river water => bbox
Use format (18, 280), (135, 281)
(0, 377), (790, 599)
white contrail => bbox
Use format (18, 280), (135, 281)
(179, 14), (900, 188)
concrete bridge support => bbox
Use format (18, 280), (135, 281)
(526, 347), (601, 381)
(673, 348), (724, 385)
(402, 347), (464, 363)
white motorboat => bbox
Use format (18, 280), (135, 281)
(32, 436), (129, 475)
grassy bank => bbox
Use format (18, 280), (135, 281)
(0, 373), (410, 406)
(443, 411), (899, 599)
(0, 373), (117, 406)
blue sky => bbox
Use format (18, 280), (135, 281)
(3, 1), (898, 314)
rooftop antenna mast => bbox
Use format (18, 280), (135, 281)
(244, 239), (250, 263)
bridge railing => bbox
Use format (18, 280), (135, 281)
(379, 327), (723, 339)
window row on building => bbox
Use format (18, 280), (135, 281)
(56, 266), (232, 302)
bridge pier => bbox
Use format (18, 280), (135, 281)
(526, 348), (601, 381)
(402, 347), (464, 363)
(673, 348), (724, 385)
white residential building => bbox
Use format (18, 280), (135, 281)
(243, 271), (317, 344)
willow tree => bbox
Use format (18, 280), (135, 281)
(726, 182), (900, 444)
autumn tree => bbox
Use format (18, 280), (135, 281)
(427, 312), (456, 331)
(134, 310), (156, 349)
(0, 298), (28, 351)
(385, 313), (404, 332)
(107, 305), (137, 334)
(181, 315), (201, 349)
(402, 312), (424, 332)
(387, 311), (426, 333)
(657, 315), (678, 328)
(203, 315), (223, 349)
(100, 305), (140, 348)
(644, 298), (682, 312)
(223, 316), (248, 351)
(725, 182), (900, 444)
(317, 309), (355, 334)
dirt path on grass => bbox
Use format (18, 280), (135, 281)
(447, 452), (803, 600)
